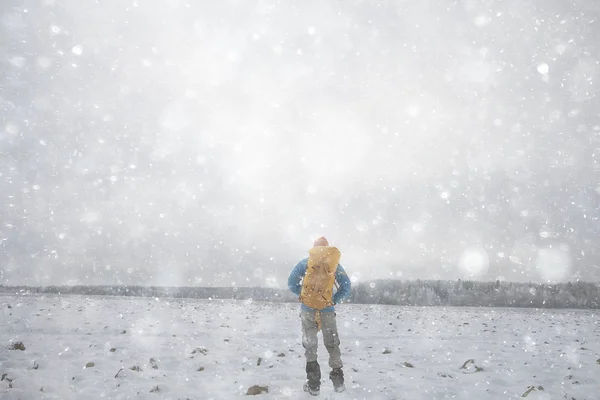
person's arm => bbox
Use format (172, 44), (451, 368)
(333, 264), (351, 304)
(288, 259), (307, 296)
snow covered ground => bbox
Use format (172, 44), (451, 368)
(1, 293), (599, 400)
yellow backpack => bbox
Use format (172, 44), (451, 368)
(299, 246), (341, 310)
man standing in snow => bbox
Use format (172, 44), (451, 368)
(287, 237), (352, 395)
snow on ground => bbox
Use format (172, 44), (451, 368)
(1, 293), (599, 400)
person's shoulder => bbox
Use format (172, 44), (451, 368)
(295, 258), (309, 267)
(334, 264), (346, 277)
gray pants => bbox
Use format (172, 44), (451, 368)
(300, 310), (343, 369)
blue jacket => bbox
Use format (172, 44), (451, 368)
(288, 258), (352, 312)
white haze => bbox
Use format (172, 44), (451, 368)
(1, 0), (599, 287)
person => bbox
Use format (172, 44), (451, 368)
(287, 236), (352, 395)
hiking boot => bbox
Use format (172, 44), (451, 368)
(303, 381), (320, 396)
(330, 367), (345, 392)
(305, 361), (321, 395)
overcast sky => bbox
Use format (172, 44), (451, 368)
(1, 0), (599, 287)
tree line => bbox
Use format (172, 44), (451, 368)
(1, 279), (599, 309)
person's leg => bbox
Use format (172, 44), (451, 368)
(300, 310), (321, 393)
(320, 311), (345, 391)
(301, 309), (319, 363)
(320, 311), (342, 369)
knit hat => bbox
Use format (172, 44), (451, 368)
(313, 236), (329, 247)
